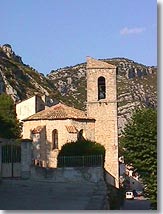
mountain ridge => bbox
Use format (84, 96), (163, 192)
(0, 44), (157, 133)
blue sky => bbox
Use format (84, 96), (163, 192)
(0, 0), (157, 75)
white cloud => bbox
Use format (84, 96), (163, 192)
(120, 27), (146, 35)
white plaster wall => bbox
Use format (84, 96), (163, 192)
(16, 96), (36, 121)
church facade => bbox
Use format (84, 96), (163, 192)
(21, 57), (119, 188)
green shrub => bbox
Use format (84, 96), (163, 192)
(58, 139), (105, 156)
(57, 140), (105, 167)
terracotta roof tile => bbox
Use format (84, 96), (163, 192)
(23, 103), (94, 121)
(31, 126), (45, 134)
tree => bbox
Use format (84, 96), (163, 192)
(0, 93), (22, 139)
(119, 108), (157, 209)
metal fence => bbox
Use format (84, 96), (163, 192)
(2, 144), (21, 163)
(57, 155), (104, 167)
(1, 143), (21, 178)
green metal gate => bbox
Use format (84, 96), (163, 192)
(1, 144), (21, 178)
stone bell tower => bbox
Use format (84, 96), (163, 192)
(86, 57), (119, 188)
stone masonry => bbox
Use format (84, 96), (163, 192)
(20, 57), (119, 188)
(86, 57), (119, 188)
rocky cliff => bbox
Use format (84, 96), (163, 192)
(0, 44), (157, 133)
(0, 44), (61, 102)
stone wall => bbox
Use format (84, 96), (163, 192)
(32, 126), (47, 162)
(23, 119), (94, 150)
(71, 120), (95, 141)
(23, 119), (95, 167)
(30, 166), (104, 183)
(30, 165), (110, 209)
(0, 138), (111, 209)
(21, 140), (32, 179)
(86, 57), (119, 188)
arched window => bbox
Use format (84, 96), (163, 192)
(52, 129), (58, 149)
(98, 76), (106, 100)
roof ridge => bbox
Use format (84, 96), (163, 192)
(23, 102), (94, 121)
(54, 102), (86, 113)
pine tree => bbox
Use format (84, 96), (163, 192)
(0, 94), (22, 139)
(120, 108), (157, 209)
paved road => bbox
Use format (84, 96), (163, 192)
(0, 179), (105, 210)
(121, 197), (151, 210)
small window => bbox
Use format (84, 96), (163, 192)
(52, 129), (58, 149)
(98, 76), (106, 100)
(78, 129), (85, 141)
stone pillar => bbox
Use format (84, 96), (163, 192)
(21, 139), (32, 179)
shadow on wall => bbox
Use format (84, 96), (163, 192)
(103, 169), (124, 210)
(77, 129), (86, 141)
(29, 127), (87, 167)
(31, 140), (58, 168)
(104, 169), (116, 187)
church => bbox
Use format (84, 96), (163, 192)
(17, 57), (119, 188)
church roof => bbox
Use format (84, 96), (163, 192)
(23, 103), (94, 121)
